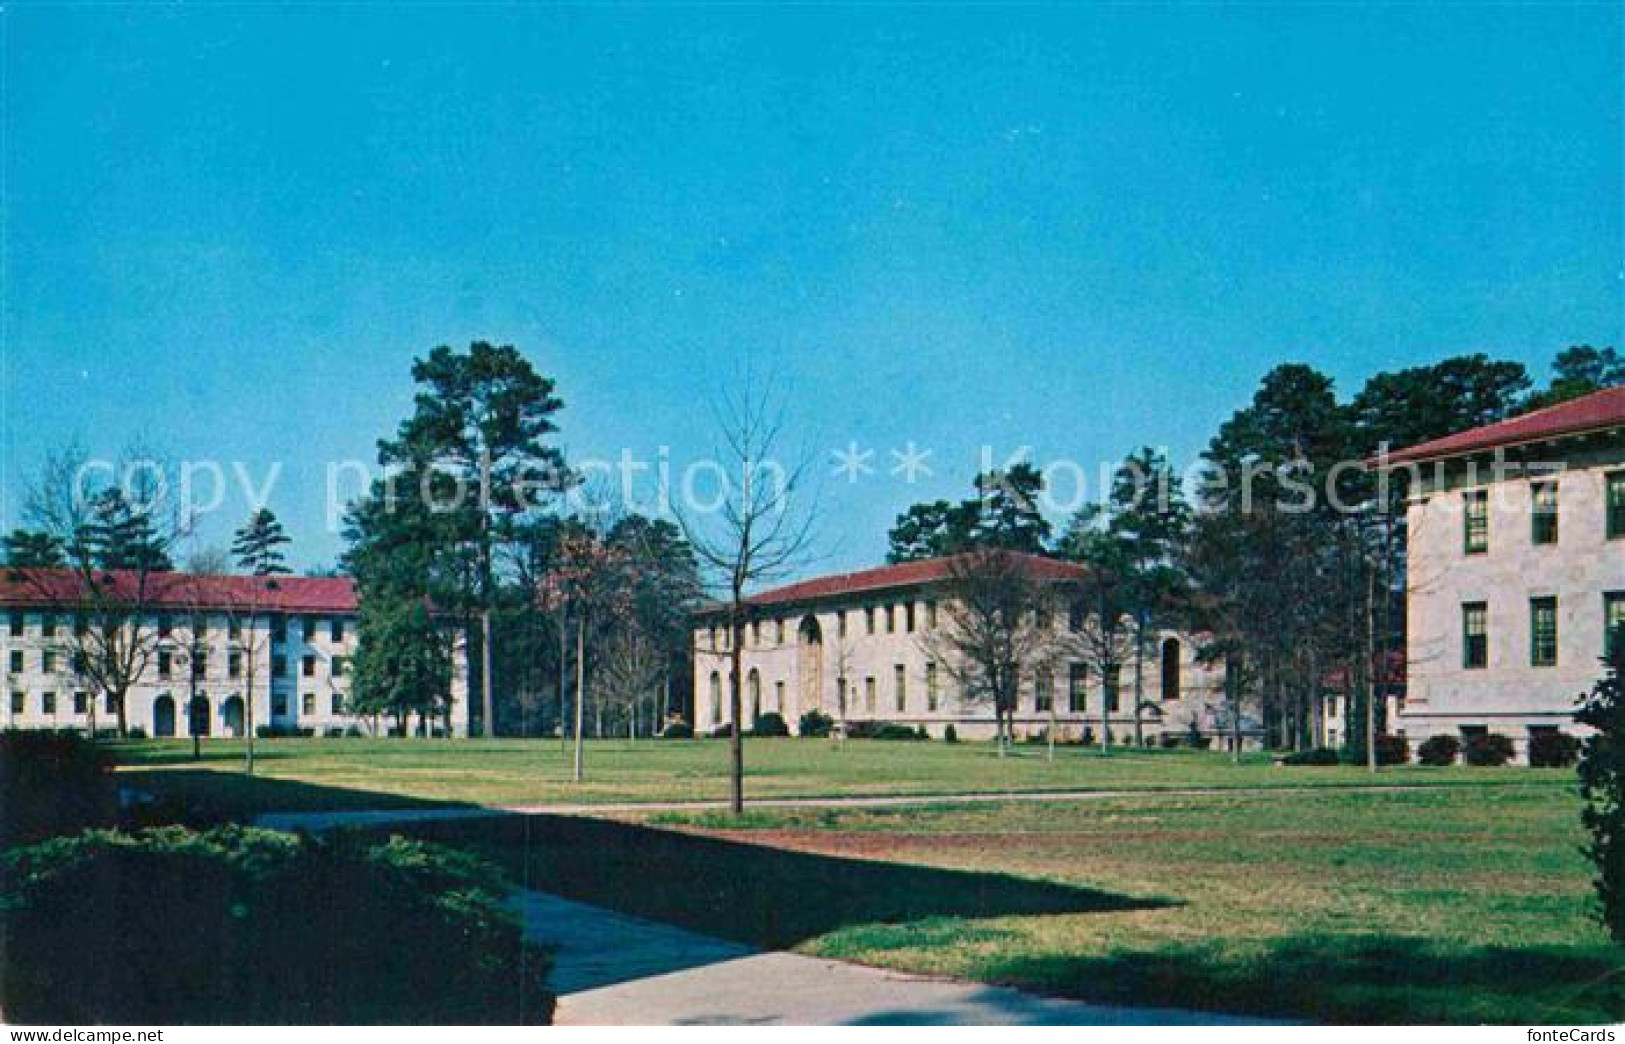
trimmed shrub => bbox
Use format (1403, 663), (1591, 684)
(1374, 733), (1411, 766)
(798, 710), (834, 738)
(255, 725), (315, 740)
(750, 712), (789, 738)
(1282, 747), (1341, 767)
(709, 722), (735, 739)
(660, 720), (694, 739)
(943, 723), (959, 743)
(126, 727), (148, 740)
(1417, 734), (1461, 767)
(1528, 730), (1581, 769)
(871, 723), (925, 741)
(1464, 732), (1516, 767)
(0, 826), (554, 1024)
(0, 730), (113, 849)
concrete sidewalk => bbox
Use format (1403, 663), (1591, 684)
(520, 888), (1282, 1026)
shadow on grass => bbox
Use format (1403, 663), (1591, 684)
(401, 813), (1168, 952)
(979, 934), (1625, 1025)
(114, 768), (479, 820)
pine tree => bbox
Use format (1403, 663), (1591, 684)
(231, 509), (292, 576)
(2, 529), (64, 568)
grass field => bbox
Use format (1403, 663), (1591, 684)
(109, 737), (1614, 1023)
(112, 736), (1576, 815)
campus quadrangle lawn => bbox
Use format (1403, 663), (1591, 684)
(111, 735), (1576, 813)
(109, 737), (1615, 1023)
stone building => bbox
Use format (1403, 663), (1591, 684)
(0, 570), (470, 737)
(1380, 386), (1625, 755)
(691, 551), (1238, 743)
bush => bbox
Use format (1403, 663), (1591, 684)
(1417, 734), (1461, 767)
(0, 826), (554, 1024)
(1281, 747), (1340, 766)
(1374, 733), (1410, 766)
(1528, 730), (1581, 769)
(255, 725), (315, 739)
(798, 710), (834, 738)
(871, 723), (926, 741)
(0, 731), (113, 849)
(1464, 732), (1516, 767)
(709, 722), (735, 739)
(126, 727), (148, 740)
(660, 720), (694, 739)
(750, 712), (789, 737)
(943, 723), (959, 743)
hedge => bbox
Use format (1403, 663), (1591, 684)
(1464, 732), (1517, 767)
(798, 710), (834, 738)
(750, 712), (790, 737)
(1528, 730), (1581, 768)
(0, 730), (114, 850)
(1417, 734), (1461, 767)
(0, 826), (554, 1024)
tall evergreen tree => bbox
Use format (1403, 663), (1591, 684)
(2, 529), (64, 569)
(231, 509), (292, 576)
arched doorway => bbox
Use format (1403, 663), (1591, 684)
(189, 694), (212, 737)
(153, 694), (176, 738)
(797, 615), (823, 717)
(221, 695), (244, 738)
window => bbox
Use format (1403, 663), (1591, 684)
(1530, 597), (1558, 668)
(302, 654), (316, 678)
(1104, 666), (1121, 713)
(72, 613), (87, 637)
(751, 621), (761, 647)
(41, 692), (55, 715)
(302, 692), (315, 715)
(332, 655), (348, 676)
(1068, 600), (1084, 633)
(73, 691), (86, 715)
(838, 611), (849, 639)
(8, 612), (22, 637)
(103, 692), (114, 715)
(229, 651), (243, 679)
(836, 676), (848, 714)
(1531, 481), (1559, 545)
(331, 618), (345, 642)
(926, 662), (939, 712)
(1161, 638), (1182, 701)
(747, 670), (761, 719)
(1035, 669), (1053, 713)
(775, 618), (785, 645)
(709, 672), (722, 722)
(885, 605), (896, 634)
(272, 654), (287, 678)
(272, 693), (288, 717)
(905, 602), (916, 633)
(1463, 490), (1489, 554)
(192, 651), (208, 679)
(228, 618), (243, 642)
(71, 650), (86, 675)
(157, 614), (172, 639)
(1610, 472), (1625, 540)
(864, 676), (877, 713)
(305, 617), (322, 642)
(894, 664), (906, 712)
(271, 616), (287, 642)
(40, 614), (56, 638)
(1606, 593), (1625, 662)
(9, 691), (21, 715)
(7, 650), (20, 674)
(774, 680), (785, 712)
(1462, 602), (1488, 669)
(1068, 663), (1088, 713)
(926, 601), (938, 629)
(865, 608), (876, 635)
(40, 650), (55, 674)
(157, 649), (172, 678)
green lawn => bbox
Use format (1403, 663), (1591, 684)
(409, 785), (1619, 1025)
(112, 736), (1574, 815)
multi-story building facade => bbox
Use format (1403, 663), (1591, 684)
(692, 551), (1242, 743)
(0, 571), (471, 737)
(1382, 386), (1625, 756)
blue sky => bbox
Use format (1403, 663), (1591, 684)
(3, 4), (1621, 576)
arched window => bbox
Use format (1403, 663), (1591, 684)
(709, 672), (722, 723)
(1161, 638), (1182, 702)
(747, 669), (761, 721)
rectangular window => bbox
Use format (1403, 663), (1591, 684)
(305, 616), (322, 642)
(272, 654), (287, 678)
(302, 692), (315, 715)
(272, 693), (288, 717)
(750, 621), (761, 647)
(1606, 593), (1625, 662)
(894, 664), (906, 712)
(1610, 472), (1625, 540)
(8, 613), (22, 637)
(885, 605), (896, 634)
(302, 654), (316, 677)
(157, 613), (172, 639)
(228, 618), (243, 642)
(838, 611), (848, 639)
(1104, 666), (1121, 713)
(774, 680), (785, 711)
(905, 602), (916, 633)
(331, 618), (346, 642)
(73, 691), (87, 715)
(1068, 663), (1088, 713)
(9, 691), (21, 715)
(1035, 669), (1053, 713)
(331, 655), (348, 677)
(157, 649), (172, 678)
(271, 616), (287, 642)
(331, 690), (345, 715)
(1463, 490), (1489, 554)
(926, 601), (938, 629)
(103, 692), (114, 715)
(1462, 602), (1488, 669)
(41, 691), (55, 715)
(41, 650), (55, 674)
(1531, 481), (1559, 545)
(192, 651), (208, 679)
(865, 608), (875, 635)
(926, 662), (939, 712)
(40, 614), (56, 638)
(864, 676), (876, 713)
(836, 676), (848, 714)
(8, 650), (21, 674)
(1530, 597), (1559, 668)
(72, 613), (87, 637)
(229, 651), (243, 679)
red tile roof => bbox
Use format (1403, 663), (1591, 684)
(0, 569), (357, 612)
(738, 551), (1087, 609)
(1375, 386), (1625, 466)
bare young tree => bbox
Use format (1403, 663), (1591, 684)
(920, 550), (1064, 756)
(677, 378), (816, 814)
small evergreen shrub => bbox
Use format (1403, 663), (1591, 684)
(125, 727), (148, 740)
(1282, 747), (1340, 766)
(943, 723), (959, 743)
(1374, 733), (1411, 766)
(1528, 730), (1581, 768)
(1417, 734), (1461, 767)
(0, 826), (554, 1024)
(798, 710), (834, 738)
(0, 730), (113, 848)
(750, 712), (789, 737)
(1464, 732), (1516, 767)
(660, 720), (694, 739)
(871, 723), (926, 741)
